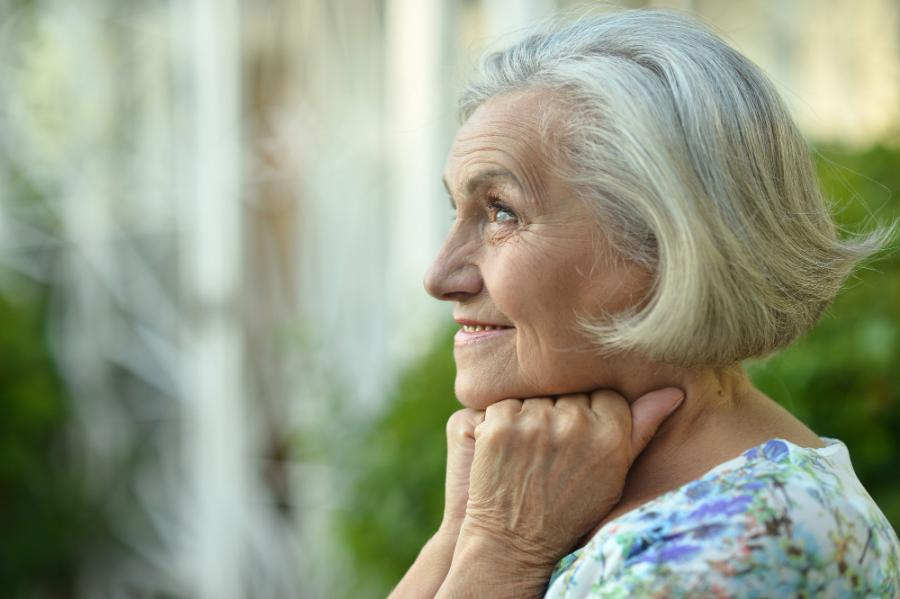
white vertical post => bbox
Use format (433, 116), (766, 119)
(177, 0), (245, 597)
(385, 0), (448, 363)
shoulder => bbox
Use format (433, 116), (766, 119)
(545, 438), (900, 598)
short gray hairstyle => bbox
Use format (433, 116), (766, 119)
(459, 9), (894, 367)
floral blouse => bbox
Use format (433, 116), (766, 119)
(544, 437), (900, 598)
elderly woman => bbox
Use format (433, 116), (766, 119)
(390, 9), (900, 598)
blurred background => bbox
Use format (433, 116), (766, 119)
(0, 0), (897, 597)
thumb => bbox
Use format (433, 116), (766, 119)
(629, 388), (684, 462)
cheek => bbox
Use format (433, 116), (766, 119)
(485, 240), (651, 360)
(485, 244), (587, 345)
(482, 246), (556, 320)
(580, 260), (654, 318)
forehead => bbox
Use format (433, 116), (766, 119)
(443, 91), (550, 189)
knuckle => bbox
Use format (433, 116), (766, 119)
(484, 398), (519, 418)
(555, 408), (586, 433)
(446, 408), (465, 425)
(478, 422), (510, 445)
(551, 413), (588, 446)
(480, 415), (511, 435)
(446, 408), (469, 432)
(519, 414), (547, 438)
(523, 396), (553, 406)
(595, 423), (628, 452)
(498, 398), (524, 411)
(590, 389), (624, 407)
(556, 393), (589, 404)
(446, 408), (482, 440)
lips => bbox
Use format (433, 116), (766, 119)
(453, 319), (514, 346)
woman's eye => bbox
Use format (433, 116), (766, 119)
(488, 200), (518, 224)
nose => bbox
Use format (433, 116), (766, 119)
(423, 240), (482, 302)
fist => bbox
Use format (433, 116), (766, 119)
(463, 388), (684, 562)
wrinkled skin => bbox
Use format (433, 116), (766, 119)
(463, 389), (683, 563)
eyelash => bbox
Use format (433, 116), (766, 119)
(448, 195), (519, 225)
(486, 196), (518, 224)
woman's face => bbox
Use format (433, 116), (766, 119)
(425, 91), (652, 410)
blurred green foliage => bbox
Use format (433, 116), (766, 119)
(332, 144), (900, 598)
(748, 144), (900, 527)
(0, 272), (103, 598)
(331, 329), (459, 599)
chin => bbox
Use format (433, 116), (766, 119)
(454, 373), (504, 411)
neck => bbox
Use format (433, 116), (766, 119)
(572, 357), (821, 548)
(595, 358), (823, 533)
(592, 360), (762, 524)
(600, 356), (749, 406)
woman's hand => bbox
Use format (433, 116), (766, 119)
(440, 408), (486, 538)
(461, 387), (685, 566)
(388, 408), (486, 599)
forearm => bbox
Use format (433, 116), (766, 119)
(434, 527), (554, 599)
(389, 528), (459, 599)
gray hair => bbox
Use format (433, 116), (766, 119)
(459, 9), (894, 367)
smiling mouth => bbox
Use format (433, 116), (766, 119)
(454, 325), (514, 346)
(459, 324), (510, 332)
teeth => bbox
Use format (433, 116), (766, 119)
(462, 324), (506, 332)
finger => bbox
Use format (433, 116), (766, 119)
(629, 388), (684, 462)
(482, 398), (523, 427)
(469, 410), (486, 436)
(554, 393), (590, 413)
(446, 408), (485, 443)
(588, 389), (631, 429)
(519, 397), (554, 413)
(477, 399), (523, 441)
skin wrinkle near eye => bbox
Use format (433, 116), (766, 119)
(442, 170), (519, 206)
(485, 228), (514, 247)
(445, 172), (533, 243)
(448, 128), (549, 211)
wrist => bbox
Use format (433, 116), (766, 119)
(438, 516), (464, 540)
(457, 517), (557, 571)
(388, 529), (458, 599)
(427, 526), (459, 557)
(434, 523), (555, 599)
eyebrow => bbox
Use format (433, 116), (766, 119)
(442, 168), (523, 208)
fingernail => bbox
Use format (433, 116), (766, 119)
(668, 391), (686, 414)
